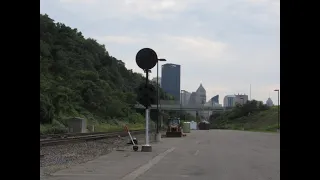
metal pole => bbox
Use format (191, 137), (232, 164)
(250, 84), (251, 100)
(145, 108), (149, 145)
(202, 100), (204, 120)
(180, 91), (182, 119)
(145, 71), (150, 145)
(278, 90), (280, 130)
(156, 62), (159, 133)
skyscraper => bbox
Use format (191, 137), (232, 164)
(211, 95), (219, 104)
(223, 95), (236, 107)
(196, 84), (206, 105)
(161, 63), (181, 101)
(235, 94), (249, 105)
(266, 98), (274, 107)
(188, 92), (197, 105)
(181, 90), (191, 106)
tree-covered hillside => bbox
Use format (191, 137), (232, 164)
(40, 14), (170, 133)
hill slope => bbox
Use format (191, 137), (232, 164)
(226, 107), (279, 131)
(210, 100), (279, 132)
(40, 14), (170, 134)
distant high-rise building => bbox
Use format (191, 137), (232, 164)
(211, 95), (219, 104)
(188, 92), (197, 105)
(161, 63), (181, 101)
(196, 84), (206, 105)
(235, 94), (249, 105)
(206, 95), (220, 107)
(181, 90), (191, 106)
(224, 95), (236, 107)
(266, 98), (274, 107)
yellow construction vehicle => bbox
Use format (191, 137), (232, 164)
(166, 117), (183, 137)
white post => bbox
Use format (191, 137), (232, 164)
(128, 131), (136, 146)
(145, 108), (149, 145)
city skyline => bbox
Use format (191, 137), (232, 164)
(40, 0), (280, 104)
(178, 83), (276, 106)
(149, 71), (276, 105)
(156, 68), (272, 105)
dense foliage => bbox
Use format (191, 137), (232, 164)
(40, 14), (171, 129)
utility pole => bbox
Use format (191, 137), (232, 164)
(250, 84), (251, 100)
(274, 89), (280, 132)
(180, 90), (187, 120)
(156, 58), (166, 142)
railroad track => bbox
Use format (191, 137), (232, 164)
(40, 130), (151, 147)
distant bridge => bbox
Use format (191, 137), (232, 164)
(134, 104), (224, 111)
(134, 103), (225, 112)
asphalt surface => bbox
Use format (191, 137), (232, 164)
(46, 130), (280, 180)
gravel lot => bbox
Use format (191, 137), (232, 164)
(40, 133), (155, 178)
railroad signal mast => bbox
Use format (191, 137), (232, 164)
(135, 48), (159, 152)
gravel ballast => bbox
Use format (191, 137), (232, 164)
(40, 133), (156, 178)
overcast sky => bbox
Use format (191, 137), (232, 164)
(40, 0), (280, 104)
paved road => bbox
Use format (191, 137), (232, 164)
(137, 130), (280, 180)
(47, 130), (280, 180)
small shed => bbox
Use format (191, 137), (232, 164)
(67, 117), (87, 133)
(190, 121), (197, 130)
(198, 120), (210, 130)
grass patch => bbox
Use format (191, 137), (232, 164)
(40, 122), (146, 134)
(41, 118), (156, 134)
(93, 123), (145, 132)
(241, 108), (280, 132)
(40, 120), (68, 135)
(212, 106), (280, 133)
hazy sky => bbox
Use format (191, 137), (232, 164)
(40, 0), (280, 104)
